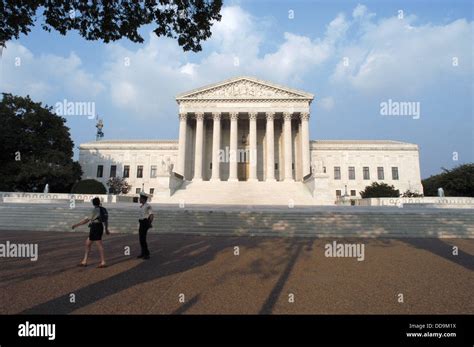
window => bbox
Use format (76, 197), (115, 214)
(377, 167), (384, 180)
(135, 188), (141, 194)
(336, 190), (342, 197)
(123, 165), (130, 178)
(275, 163), (278, 170)
(323, 166), (326, 173)
(110, 165), (117, 178)
(348, 166), (355, 180)
(392, 167), (399, 180)
(150, 165), (157, 178)
(363, 167), (370, 180)
(350, 190), (356, 196)
(137, 165), (143, 178)
(334, 166), (341, 180)
(97, 165), (103, 178)
(149, 188), (155, 195)
(210, 162), (212, 170)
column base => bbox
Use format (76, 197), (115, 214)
(228, 178), (239, 182)
(247, 178), (258, 182)
(193, 178), (203, 182)
(265, 178), (277, 182)
(210, 178), (221, 182)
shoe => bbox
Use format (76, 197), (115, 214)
(143, 255), (150, 260)
(97, 264), (108, 268)
(137, 254), (144, 259)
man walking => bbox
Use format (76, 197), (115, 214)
(137, 192), (154, 260)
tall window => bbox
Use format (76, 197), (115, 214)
(123, 165), (130, 178)
(97, 165), (103, 178)
(348, 166), (355, 180)
(392, 167), (399, 180)
(110, 165), (117, 178)
(350, 190), (356, 196)
(150, 188), (155, 195)
(136, 188), (141, 194)
(363, 167), (370, 180)
(377, 167), (384, 180)
(137, 165), (143, 178)
(334, 166), (341, 180)
(150, 165), (157, 178)
(336, 190), (342, 197)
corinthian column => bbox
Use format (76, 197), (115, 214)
(229, 112), (238, 181)
(193, 112), (204, 181)
(177, 112), (187, 177)
(300, 112), (311, 179)
(265, 112), (276, 181)
(211, 112), (221, 181)
(283, 112), (293, 181)
(248, 112), (258, 181)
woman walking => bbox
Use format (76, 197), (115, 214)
(72, 197), (110, 268)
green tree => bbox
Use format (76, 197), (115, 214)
(71, 179), (106, 194)
(0, 93), (82, 192)
(106, 177), (130, 195)
(0, 0), (222, 52)
(360, 182), (400, 198)
(422, 164), (474, 197)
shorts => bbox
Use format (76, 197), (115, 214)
(89, 223), (104, 241)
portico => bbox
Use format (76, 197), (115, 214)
(175, 76), (314, 182)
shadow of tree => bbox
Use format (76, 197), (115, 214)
(401, 238), (474, 271)
(18, 235), (259, 314)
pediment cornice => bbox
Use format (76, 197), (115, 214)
(176, 76), (314, 103)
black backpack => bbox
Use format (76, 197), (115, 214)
(98, 206), (109, 224)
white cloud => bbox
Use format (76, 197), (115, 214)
(1, 43), (105, 101)
(319, 97), (335, 110)
(330, 16), (473, 94)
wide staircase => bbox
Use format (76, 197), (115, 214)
(0, 203), (473, 238)
(167, 180), (316, 205)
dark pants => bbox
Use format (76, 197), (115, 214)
(138, 219), (151, 256)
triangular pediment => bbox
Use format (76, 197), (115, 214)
(176, 76), (314, 101)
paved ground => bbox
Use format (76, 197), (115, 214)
(0, 230), (473, 314)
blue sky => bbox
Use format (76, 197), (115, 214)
(1, 0), (473, 178)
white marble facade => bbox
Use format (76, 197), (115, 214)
(79, 77), (424, 204)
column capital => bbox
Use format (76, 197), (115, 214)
(229, 112), (239, 121)
(283, 112), (293, 121)
(248, 112), (258, 121)
(179, 113), (188, 121)
(212, 112), (221, 121)
(195, 112), (205, 121)
(266, 112), (275, 121)
(300, 112), (310, 121)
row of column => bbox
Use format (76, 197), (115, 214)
(177, 112), (311, 182)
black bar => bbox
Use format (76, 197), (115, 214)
(0, 315), (472, 345)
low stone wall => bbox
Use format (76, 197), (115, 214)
(358, 196), (474, 208)
(0, 192), (117, 204)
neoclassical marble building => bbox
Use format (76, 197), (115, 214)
(79, 76), (423, 205)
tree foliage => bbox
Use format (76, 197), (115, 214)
(360, 182), (400, 198)
(71, 179), (106, 194)
(0, 0), (222, 52)
(422, 164), (474, 197)
(106, 176), (130, 195)
(0, 93), (82, 192)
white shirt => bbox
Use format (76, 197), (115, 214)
(139, 203), (152, 220)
